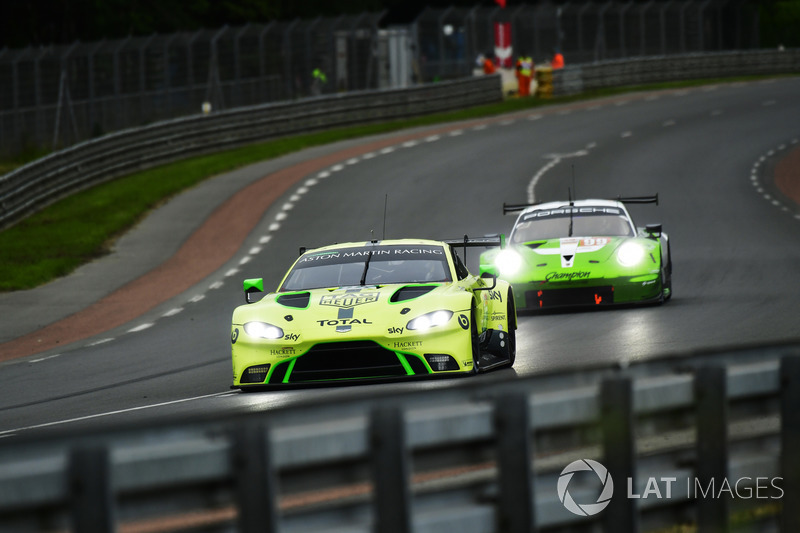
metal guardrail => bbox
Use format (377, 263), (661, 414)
(0, 13), (391, 157)
(0, 1), (761, 159)
(2, 50), (798, 231)
(552, 49), (800, 95)
(1, 342), (798, 532)
(0, 75), (502, 229)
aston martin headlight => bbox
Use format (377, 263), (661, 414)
(617, 242), (645, 267)
(243, 321), (284, 339)
(406, 310), (453, 331)
(495, 249), (522, 276)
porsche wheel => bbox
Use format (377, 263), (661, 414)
(661, 238), (672, 301)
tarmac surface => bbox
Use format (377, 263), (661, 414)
(0, 119), (497, 361)
(1, 93), (798, 363)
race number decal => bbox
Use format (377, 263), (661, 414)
(581, 237), (610, 247)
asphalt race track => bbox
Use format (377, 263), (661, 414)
(1, 77), (799, 438)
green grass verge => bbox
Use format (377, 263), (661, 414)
(0, 75), (793, 292)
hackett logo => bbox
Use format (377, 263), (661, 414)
(320, 292), (379, 308)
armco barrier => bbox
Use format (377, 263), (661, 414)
(552, 49), (800, 96)
(0, 75), (502, 230)
(1, 342), (798, 532)
(2, 50), (798, 231)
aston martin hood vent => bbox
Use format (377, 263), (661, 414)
(390, 285), (437, 303)
(277, 292), (311, 308)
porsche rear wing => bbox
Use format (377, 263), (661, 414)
(503, 202), (539, 214)
(503, 194), (659, 214)
(615, 194), (659, 205)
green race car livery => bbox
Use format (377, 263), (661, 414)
(479, 197), (672, 310)
(231, 238), (516, 389)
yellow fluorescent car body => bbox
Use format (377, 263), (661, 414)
(230, 239), (516, 389)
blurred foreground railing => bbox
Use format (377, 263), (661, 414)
(1, 342), (799, 532)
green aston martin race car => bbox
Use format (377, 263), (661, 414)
(479, 196), (671, 310)
(231, 238), (516, 389)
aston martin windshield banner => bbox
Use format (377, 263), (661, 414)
(295, 244), (446, 268)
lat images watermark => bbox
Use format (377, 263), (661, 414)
(557, 459), (614, 516)
(557, 459), (784, 517)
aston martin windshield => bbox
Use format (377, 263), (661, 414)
(511, 206), (634, 243)
(280, 244), (452, 291)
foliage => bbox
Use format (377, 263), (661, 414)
(760, 1), (800, 47)
(0, 0), (410, 48)
(4, 0), (798, 50)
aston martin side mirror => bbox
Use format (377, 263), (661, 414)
(243, 278), (264, 304)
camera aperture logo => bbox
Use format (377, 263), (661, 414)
(557, 459), (614, 516)
(557, 460), (783, 519)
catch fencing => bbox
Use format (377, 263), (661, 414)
(414, 0), (760, 81)
(3, 48), (797, 230)
(0, 75), (502, 230)
(0, 343), (798, 532)
(0, 1), (763, 159)
(0, 12), (388, 158)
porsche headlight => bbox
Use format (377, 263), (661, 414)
(406, 310), (453, 331)
(495, 249), (522, 276)
(617, 242), (645, 267)
(243, 321), (284, 339)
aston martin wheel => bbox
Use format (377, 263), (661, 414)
(471, 309), (481, 374)
(506, 295), (516, 366)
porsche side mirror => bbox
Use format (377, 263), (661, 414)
(645, 224), (662, 239)
(476, 273), (497, 291)
(243, 278), (264, 304)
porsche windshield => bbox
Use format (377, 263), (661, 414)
(280, 244), (452, 291)
(511, 206), (634, 243)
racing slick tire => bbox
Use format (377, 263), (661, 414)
(661, 237), (673, 302)
(471, 309), (481, 374)
(506, 295), (516, 366)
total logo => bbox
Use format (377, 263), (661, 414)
(557, 459), (614, 516)
(316, 319), (372, 327)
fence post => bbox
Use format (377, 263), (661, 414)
(781, 355), (800, 532)
(695, 365), (729, 533)
(371, 405), (411, 533)
(234, 423), (279, 533)
(602, 375), (638, 533)
(69, 445), (115, 533)
(495, 391), (535, 533)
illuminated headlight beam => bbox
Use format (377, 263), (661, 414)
(495, 249), (523, 276)
(406, 310), (453, 331)
(243, 321), (284, 339)
(617, 242), (646, 267)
